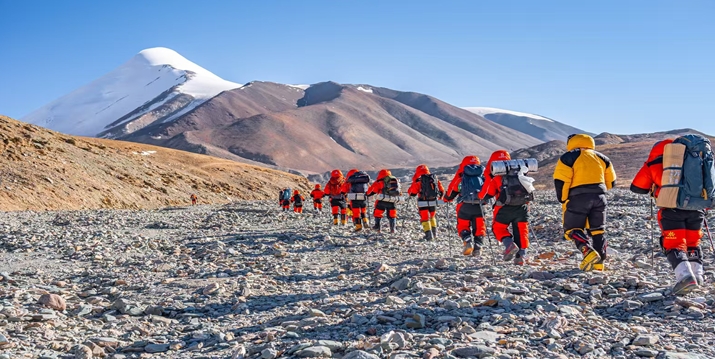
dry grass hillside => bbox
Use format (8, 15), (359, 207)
(0, 115), (310, 211)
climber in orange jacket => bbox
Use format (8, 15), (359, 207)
(310, 184), (325, 212)
(630, 138), (704, 295)
(480, 150), (531, 265)
(444, 156), (486, 256)
(407, 164), (445, 240)
(290, 190), (305, 213)
(190, 193), (198, 206)
(343, 169), (371, 231)
(367, 169), (401, 233)
(324, 170), (348, 225)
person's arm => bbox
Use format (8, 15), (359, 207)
(553, 152), (577, 203)
(630, 163), (653, 195)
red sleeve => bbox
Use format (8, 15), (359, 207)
(367, 181), (384, 196)
(631, 163), (654, 193)
(407, 180), (421, 196)
(446, 174), (461, 198)
(437, 180), (445, 195)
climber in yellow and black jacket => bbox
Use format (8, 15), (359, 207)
(553, 134), (616, 272)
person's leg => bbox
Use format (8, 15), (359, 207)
(419, 207), (433, 240)
(685, 210), (705, 284)
(563, 195), (598, 270)
(661, 208), (697, 294)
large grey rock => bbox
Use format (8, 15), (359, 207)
(452, 346), (496, 358)
(296, 346), (332, 358)
(343, 351), (380, 359)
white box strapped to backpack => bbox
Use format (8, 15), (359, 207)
(376, 194), (404, 203)
(347, 193), (367, 201)
(417, 200), (439, 207)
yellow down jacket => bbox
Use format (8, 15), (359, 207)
(553, 134), (617, 202)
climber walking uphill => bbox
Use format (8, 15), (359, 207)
(324, 170), (348, 225)
(310, 184), (325, 212)
(408, 164), (445, 240)
(279, 188), (292, 212)
(291, 190), (305, 213)
(367, 169), (402, 233)
(480, 151), (537, 265)
(343, 169), (371, 231)
(554, 134), (617, 272)
(190, 193), (198, 206)
(630, 134), (715, 295)
(444, 156), (487, 256)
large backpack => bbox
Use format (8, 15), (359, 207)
(419, 174), (439, 201)
(280, 188), (292, 201)
(325, 180), (344, 199)
(673, 134), (715, 210)
(383, 175), (401, 196)
(499, 170), (534, 206)
(347, 171), (371, 194)
(459, 164), (485, 203)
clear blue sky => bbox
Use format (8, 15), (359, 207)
(1, 0), (713, 135)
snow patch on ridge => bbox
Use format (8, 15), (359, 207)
(463, 107), (553, 122)
(357, 86), (373, 93)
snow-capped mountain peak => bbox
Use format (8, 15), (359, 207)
(22, 47), (241, 137)
(463, 107), (553, 122)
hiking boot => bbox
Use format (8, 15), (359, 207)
(514, 256), (525, 266)
(431, 227), (438, 240)
(691, 262), (705, 285)
(463, 241), (474, 256)
(673, 261), (699, 295)
(593, 263), (605, 271)
(472, 243), (482, 257)
(578, 246), (602, 272)
(341, 219), (348, 226)
(423, 230), (434, 241)
(388, 219), (396, 234)
(503, 238), (518, 261)
(362, 217), (370, 227)
(333, 218), (339, 226)
(354, 223), (363, 232)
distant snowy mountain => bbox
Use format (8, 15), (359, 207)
(463, 107), (590, 142)
(23, 47), (241, 138)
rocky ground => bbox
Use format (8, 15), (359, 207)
(0, 189), (714, 359)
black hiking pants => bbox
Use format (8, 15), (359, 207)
(563, 193), (607, 262)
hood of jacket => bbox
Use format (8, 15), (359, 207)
(647, 139), (674, 163)
(567, 134), (596, 151)
(484, 150), (511, 178)
(457, 156), (480, 175)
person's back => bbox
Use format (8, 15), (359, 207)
(553, 134), (616, 272)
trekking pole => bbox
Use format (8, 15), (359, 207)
(704, 216), (715, 253)
(649, 196), (656, 267)
(478, 201), (497, 265)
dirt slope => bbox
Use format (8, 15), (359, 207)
(120, 82), (541, 174)
(0, 115), (309, 211)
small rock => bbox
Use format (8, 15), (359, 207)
(309, 309), (326, 317)
(452, 345), (496, 358)
(75, 345), (93, 359)
(38, 294), (67, 311)
(632, 335), (658, 346)
(296, 346), (332, 358)
(343, 351), (380, 359)
(636, 348), (658, 357)
(202, 282), (221, 296)
(144, 343), (170, 353)
(638, 292), (664, 302)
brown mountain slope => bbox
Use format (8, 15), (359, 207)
(119, 81), (541, 173)
(0, 115), (309, 211)
(512, 129), (712, 190)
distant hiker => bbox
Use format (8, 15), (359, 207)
(310, 184), (325, 212)
(324, 170), (348, 225)
(408, 164), (444, 240)
(630, 135), (715, 294)
(291, 190), (305, 213)
(444, 156), (487, 256)
(554, 134), (616, 272)
(190, 193), (198, 206)
(279, 187), (292, 212)
(367, 169), (401, 233)
(343, 169), (371, 231)
(480, 151), (536, 266)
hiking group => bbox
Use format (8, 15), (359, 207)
(277, 132), (715, 296)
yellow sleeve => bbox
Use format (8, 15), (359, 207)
(605, 161), (617, 190)
(553, 159), (573, 202)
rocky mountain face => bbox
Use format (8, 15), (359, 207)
(0, 115), (309, 211)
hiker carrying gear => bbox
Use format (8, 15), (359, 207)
(408, 164), (445, 240)
(444, 156), (487, 256)
(367, 169), (400, 233)
(343, 169), (372, 231)
(279, 187), (292, 212)
(291, 190), (305, 213)
(480, 150), (536, 266)
(190, 193), (198, 206)
(631, 135), (714, 295)
(554, 134), (617, 272)
(310, 184), (325, 212)
(324, 170), (348, 225)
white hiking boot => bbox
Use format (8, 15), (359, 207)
(673, 261), (699, 295)
(691, 262), (705, 286)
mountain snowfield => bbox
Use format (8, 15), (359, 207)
(22, 47), (241, 137)
(463, 107), (554, 122)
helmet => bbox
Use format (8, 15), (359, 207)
(314, 184), (321, 189)
(346, 169), (358, 178)
(377, 169), (392, 180)
(413, 164), (430, 180)
(330, 169), (343, 178)
(293, 189), (300, 195)
(457, 156), (480, 174)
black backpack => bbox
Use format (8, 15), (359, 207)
(347, 171), (371, 194)
(419, 174), (439, 201)
(499, 170), (533, 206)
(280, 188), (292, 201)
